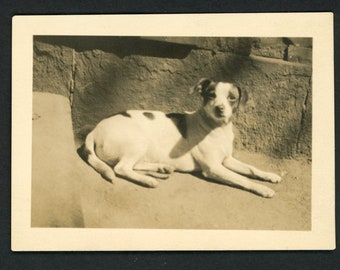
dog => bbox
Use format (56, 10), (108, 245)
(80, 78), (282, 198)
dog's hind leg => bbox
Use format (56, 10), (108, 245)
(134, 162), (175, 174)
(87, 153), (116, 182)
(114, 159), (159, 188)
(133, 162), (175, 180)
(134, 162), (175, 173)
(83, 132), (116, 183)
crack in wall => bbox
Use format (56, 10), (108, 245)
(69, 49), (76, 106)
(295, 77), (311, 154)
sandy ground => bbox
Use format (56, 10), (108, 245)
(78, 149), (311, 230)
(32, 92), (311, 231)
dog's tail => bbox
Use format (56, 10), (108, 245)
(79, 131), (116, 183)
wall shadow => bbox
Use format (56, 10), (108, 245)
(34, 36), (195, 59)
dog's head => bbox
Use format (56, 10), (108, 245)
(192, 78), (247, 124)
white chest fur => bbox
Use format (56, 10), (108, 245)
(186, 111), (235, 165)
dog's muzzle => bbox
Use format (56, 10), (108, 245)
(215, 105), (225, 118)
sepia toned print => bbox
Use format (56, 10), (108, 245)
(12, 14), (334, 250)
(31, 36), (311, 230)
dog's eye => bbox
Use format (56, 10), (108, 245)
(228, 95), (237, 102)
(207, 92), (216, 99)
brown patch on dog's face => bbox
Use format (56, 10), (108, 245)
(227, 85), (241, 113)
(199, 81), (218, 105)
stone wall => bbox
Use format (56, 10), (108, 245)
(33, 36), (312, 158)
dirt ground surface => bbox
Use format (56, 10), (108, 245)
(32, 92), (311, 231)
(78, 148), (311, 231)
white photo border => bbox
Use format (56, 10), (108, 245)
(12, 13), (335, 251)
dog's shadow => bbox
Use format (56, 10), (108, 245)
(191, 171), (228, 186)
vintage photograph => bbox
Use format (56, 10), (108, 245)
(11, 14), (334, 251)
(31, 36), (312, 230)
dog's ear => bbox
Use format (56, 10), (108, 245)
(236, 86), (248, 109)
(190, 78), (214, 94)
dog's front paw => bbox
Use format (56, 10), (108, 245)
(255, 185), (275, 198)
(264, 172), (282, 183)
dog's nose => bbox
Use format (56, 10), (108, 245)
(216, 105), (224, 112)
(215, 105), (225, 116)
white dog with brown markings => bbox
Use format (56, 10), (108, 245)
(81, 78), (282, 198)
